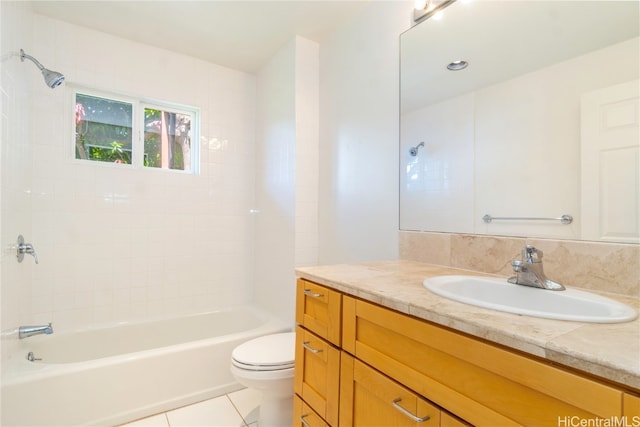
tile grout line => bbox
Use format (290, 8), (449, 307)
(225, 394), (249, 427)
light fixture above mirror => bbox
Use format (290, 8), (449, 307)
(413, 0), (454, 23)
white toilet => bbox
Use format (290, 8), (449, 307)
(230, 332), (296, 427)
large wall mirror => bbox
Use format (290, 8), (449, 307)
(400, 0), (639, 244)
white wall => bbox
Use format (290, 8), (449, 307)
(318, 1), (413, 264)
(4, 12), (257, 335)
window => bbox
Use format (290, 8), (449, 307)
(143, 107), (193, 171)
(74, 90), (198, 173)
(75, 94), (133, 164)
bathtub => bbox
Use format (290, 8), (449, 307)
(1, 306), (290, 426)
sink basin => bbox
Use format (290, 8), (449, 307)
(423, 275), (637, 323)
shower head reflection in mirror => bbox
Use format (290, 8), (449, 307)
(409, 141), (424, 157)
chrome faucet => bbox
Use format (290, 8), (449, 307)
(18, 323), (53, 339)
(508, 246), (565, 291)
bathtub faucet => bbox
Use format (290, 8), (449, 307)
(18, 323), (53, 339)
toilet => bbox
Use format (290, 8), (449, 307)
(230, 332), (296, 427)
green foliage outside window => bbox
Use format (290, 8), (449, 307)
(75, 94), (133, 164)
(144, 108), (191, 171)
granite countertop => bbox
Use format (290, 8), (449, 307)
(295, 260), (640, 391)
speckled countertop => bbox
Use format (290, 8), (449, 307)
(295, 260), (640, 391)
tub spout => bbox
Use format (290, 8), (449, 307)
(19, 323), (53, 339)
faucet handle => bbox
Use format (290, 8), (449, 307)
(511, 259), (523, 273)
(522, 245), (543, 263)
(17, 235), (39, 264)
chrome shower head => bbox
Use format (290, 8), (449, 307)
(20, 49), (65, 89)
(409, 141), (425, 157)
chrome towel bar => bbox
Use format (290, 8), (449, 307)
(482, 214), (573, 225)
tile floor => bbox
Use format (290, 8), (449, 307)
(120, 388), (261, 427)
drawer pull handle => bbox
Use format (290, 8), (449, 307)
(302, 341), (323, 354)
(392, 398), (430, 423)
(300, 414), (311, 427)
(304, 289), (324, 298)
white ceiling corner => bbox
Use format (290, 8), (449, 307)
(30, 0), (372, 73)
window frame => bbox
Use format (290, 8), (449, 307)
(71, 86), (200, 174)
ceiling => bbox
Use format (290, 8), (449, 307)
(30, 0), (372, 73)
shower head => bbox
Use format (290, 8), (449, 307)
(409, 141), (425, 157)
(20, 49), (65, 89)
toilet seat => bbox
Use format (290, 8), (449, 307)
(231, 332), (295, 371)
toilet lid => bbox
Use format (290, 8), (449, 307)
(232, 332), (295, 371)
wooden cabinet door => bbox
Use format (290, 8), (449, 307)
(340, 352), (441, 427)
(294, 326), (340, 426)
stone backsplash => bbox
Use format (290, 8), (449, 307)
(399, 231), (639, 298)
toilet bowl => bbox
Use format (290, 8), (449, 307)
(230, 332), (295, 427)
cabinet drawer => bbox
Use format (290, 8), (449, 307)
(343, 296), (623, 426)
(293, 394), (330, 427)
(442, 412), (471, 427)
(340, 352), (441, 426)
(296, 279), (342, 346)
(294, 326), (340, 426)
(624, 393), (640, 417)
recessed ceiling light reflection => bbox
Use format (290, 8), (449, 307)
(447, 60), (469, 71)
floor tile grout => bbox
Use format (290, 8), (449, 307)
(225, 394), (249, 427)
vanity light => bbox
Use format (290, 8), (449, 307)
(447, 60), (469, 71)
(413, 0), (455, 23)
(414, 0), (428, 9)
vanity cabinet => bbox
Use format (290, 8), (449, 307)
(343, 295), (624, 426)
(294, 277), (632, 426)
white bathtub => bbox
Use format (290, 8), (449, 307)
(1, 306), (290, 426)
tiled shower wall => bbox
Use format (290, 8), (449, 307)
(1, 1), (35, 362)
(6, 11), (257, 334)
(400, 231), (639, 298)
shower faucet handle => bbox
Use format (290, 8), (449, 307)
(17, 235), (39, 264)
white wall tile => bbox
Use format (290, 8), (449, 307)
(1, 0), (36, 363)
(2, 12), (257, 340)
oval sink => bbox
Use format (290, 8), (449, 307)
(423, 275), (637, 323)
